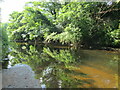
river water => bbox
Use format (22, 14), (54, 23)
(4, 43), (119, 88)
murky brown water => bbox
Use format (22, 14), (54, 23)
(4, 43), (119, 88)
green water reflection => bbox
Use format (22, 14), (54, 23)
(8, 43), (119, 88)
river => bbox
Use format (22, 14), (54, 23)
(2, 42), (119, 88)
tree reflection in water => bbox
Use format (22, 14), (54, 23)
(9, 43), (93, 88)
(8, 43), (118, 88)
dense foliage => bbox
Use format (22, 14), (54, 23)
(7, 1), (120, 48)
(0, 23), (9, 60)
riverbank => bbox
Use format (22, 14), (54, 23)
(2, 64), (40, 88)
(12, 41), (120, 52)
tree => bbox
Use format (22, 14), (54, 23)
(7, 2), (59, 42)
(7, 1), (120, 48)
(46, 2), (120, 47)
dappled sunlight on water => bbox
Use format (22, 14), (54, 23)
(66, 65), (118, 88)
